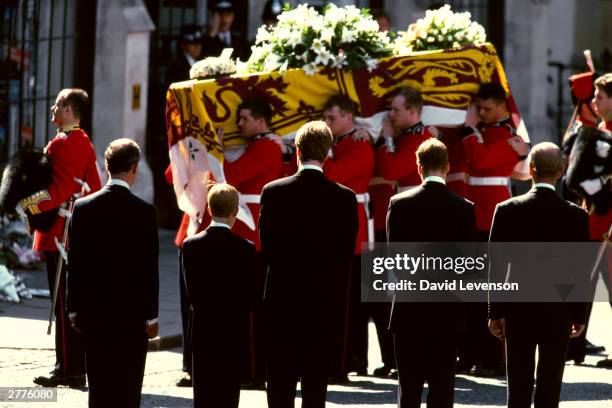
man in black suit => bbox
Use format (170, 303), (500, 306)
(488, 142), (589, 408)
(202, 1), (248, 60)
(387, 138), (477, 408)
(259, 121), (358, 408)
(166, 25), (203, 88)
(67, 139), (159, 407)
(181, 183), (256, 408)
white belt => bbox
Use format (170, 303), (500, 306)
(446, 172), (467, 183)
(468, 176), (509, 186)
(397, 185), (420, 193)
(242, 194), (261, 204)
(355, 193), (374, 244)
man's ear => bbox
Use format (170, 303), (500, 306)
(131, 162), (139, 175)
(528, 162), (535, 177)
(232, 206), (239, 217)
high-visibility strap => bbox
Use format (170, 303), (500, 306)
(446, 172), (467, 183)
(468, 176), (509, 186)
(356, 193), (373, 244)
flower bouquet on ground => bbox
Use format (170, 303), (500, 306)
(190, 55), (237, 80)
(394, 4), (486, 54)
(246, 3), (393, 75)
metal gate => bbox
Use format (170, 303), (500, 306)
(0, 0), (96, 161)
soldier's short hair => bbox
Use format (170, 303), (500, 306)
(238, 98), (272, 125)
(207, 183), (239, 218)
(594, 73), (612, 97)
(105, 138), (140, 174)
(476, 83), (507, 104)
(58, 88), (88, 119)
(395, 87), (423, 113)
(295, 121), (333, 163)
(416, 138), (448, 172)
(323, 94), (359, 117)
(529, 142), (563, 179)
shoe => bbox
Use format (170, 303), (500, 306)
(596, 358), (612, 369)
(389, 369), (398, 379)
(328, 374), (350, 385)
(33, 373), (86, 388)
(456, 360), (474, 375)
(176, 375), (192, 387)
(241, 381), (265, 390)
(585, 340), (606, 355)
(470, 365), (504, 378)
(373, 365), (391, 378)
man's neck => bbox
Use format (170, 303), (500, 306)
(211, 217), (233, 226)
(532, 178), (557, 187)
(423, 171), (447, 180)
(58, 121), (79, 130)
(299, 160), (323, 169)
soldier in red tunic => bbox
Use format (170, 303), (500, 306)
(20, 88), (101, 387)
(376, 87), (435, 195)
(220, 98), (283, 388)
(460, 83), (529, 238)
(458, 83), (528, 377)
(322, 95), (375, 380)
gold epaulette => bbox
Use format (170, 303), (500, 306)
(20, 190), (51, 215)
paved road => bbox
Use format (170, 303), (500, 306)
(1, 309), (611, 407)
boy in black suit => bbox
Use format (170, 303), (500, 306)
(181, 183), (256, 408)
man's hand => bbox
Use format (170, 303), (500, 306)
(488, 318), (506, 341)
(580, 178), (604, 195)
(381, 115), (396, 138)
(352, 128), (372, 143)
(570, 323), (585, 338)
(216, 127), (225, 151)
(427, 126), (440, 139)
(508, 136), (529, 157)
(146, 322), (159, 339)
(464, 103), (479, 128)
(265, 133), (293, 154)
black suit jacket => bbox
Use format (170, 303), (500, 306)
(67, 184), (159, 329)
(181, 225), (256, 345)
(166, 54), (192, 89)
(387, 180), (477, 332)
(488, 186), (590, 336)
(202, 31), (248, 60)
(259, 168), (358, 323)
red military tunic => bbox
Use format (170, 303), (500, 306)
(31, 127), (101, 252)
(590, 119), (612, 240)
(462, 118), (520, 232)
(376, 122), (433, 191)
(439, 127), (468, 197)
(323, 131), (375, 253)
(224, 134), (282, 250)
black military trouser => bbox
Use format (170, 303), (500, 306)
(45, 251), (86, 375)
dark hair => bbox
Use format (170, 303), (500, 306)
(416, 138), (448, 172)
(295, 121), (333, 162)
(594, 73), (612, 98)
(323, 94), (358, 117)
(370, 8), (390, 23)
(104, 138), (140, 174)
(59, 88), (88, 119)
(395, 86), (423, 113)
(238, 98), (272, 125)
(207, 183), (239, 218)
(476, 83), (507, 104)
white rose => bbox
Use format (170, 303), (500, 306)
(341, 27), (355, 43)
(321, 27), (335, 44)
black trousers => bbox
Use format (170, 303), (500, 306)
(370, 302), (396, 369)
(178, 250), (192, 375)
(506, 333), (569, 408)
(45, 251), (85, 375)
(84, 325), (148, 408)
(394, 331), (458, 408)
(459, 302), (502, 369)
(347, 255), (369, 373)
(192, 338), (242, 408)
(266, 312), (332, 408)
